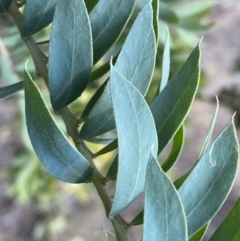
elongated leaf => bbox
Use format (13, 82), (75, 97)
(175, 1), (216, 19)
(0, 81), (23, 99)
(80, 79), (108, 122)
(84, 0), (98, 13)
(179, 118), (239, 237)
(151, 43), (201, 154)
(209, 198), (240, 241)
(159, 3), (179, 25)
(189, 224), (209, 241)
(24, 69), (93, 183)
(49, 0), (92, 111)
(106, 154), (118, 180)
(0, 0), (12, 13)
(199, 97), (219, 157)
(109, 65), (158, 217)
(159, 28), (170, 92)
(93, 139), (118, 158)
(22, 0), (57, 37)
(152, 0), (159, 43)
(143, 154), (187, 241)
(162, 124), (184, 172)
(90, 0), (136, 63)
(80, 3), (156, 139)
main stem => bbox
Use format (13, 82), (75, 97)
(8, 2), (129, 241)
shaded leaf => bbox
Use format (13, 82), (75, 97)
(179, 118), (239, 237)
(189, 224), (209, 241)
(129, 209), (143, 227)
(24, 69), (93, 183)
(80, 3), (156, 139)
(143, 154), (187, 241)
(90, 0), (136, 63)
(106, 154), (118, 180)
(152, 0), (159, 43)
(109, 65), (158, 217)
(0, 81), (23, 99)
(159, 3), (179, 25)
(0, 0), (12, 13)
(22, 0), (57, 37)
(93, 139), (118, 158)
(209, 198), (240, 241)
(162, 124), (184, 172)
(49, 0), (92, 111)
(84, 0), (98, 13)
(151, 43), (201, 154)
(175, 1), (216, 19)
(179, 18), (214, 32)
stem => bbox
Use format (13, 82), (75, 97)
(8, 2), (130, 240)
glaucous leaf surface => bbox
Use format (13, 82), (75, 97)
(49, 0), (92, 111)
(178, 118), (239, 237)
(109, 65), (158, 217)
(209, 198), (240, 241)
(143, 154), (187, 241)
(24, 70), (93, 183)
(151, 43), (200, 154)
(90, 0), (136, 63)
(0, 81), (23, 99)
(22, 0), (57, 37)
(159, 29), (170, 92)
(0, 0), (12, 13)
(80, 3), (156, 139)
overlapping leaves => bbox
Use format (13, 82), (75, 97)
(24, 69), (93, 183)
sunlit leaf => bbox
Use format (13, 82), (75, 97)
(0, 81), (23, 99)
(109, 65), (158, 217)
(24, 69), (93, 183)
(179, 118), (239, 237)
(151, 43), (201, 154)
(22, 0), (57, 37)
(90, 0), (136, 63)
(49, 0), (92, 111)
(209, 198), (240, 241)
(80, 3), (156, 139)
(143, 153), (187, 241)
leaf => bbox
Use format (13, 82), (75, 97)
(106, 154), (118, 180)
(0, 81), (24, 99)
(159, 3), (179, 25)
(174, 100), (219, 189)
(143, 153), (187, 241)
(24, 69), (93, 183)
(84, 0), (98, 13)
(80, 3), (156, 139)
(129, 209), (143, 226)
(178, 118), (239, 237)
(199, 97), (219, 157)
(22, 0), (57, 37)
(175, 1), (216, 19)
(93, 139), (118, 158)
(0, 0), (12, 13)
(109, 65), (158, 217)
(152, 0), (159, 43)
(159, 28), (170, 92)
(209, 198), (240, 241)
(189, 224), (209, 241)
(90, 0), (136, 63)
(80, 79), (108, 122)
(162, 124), (184, 172)
(49, 0), (92, 111)
(151, 42), (201, 154)
(179, 18), (214, 32)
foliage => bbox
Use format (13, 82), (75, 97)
(0, 0), (239, 241)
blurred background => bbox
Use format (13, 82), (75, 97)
(0, 0), (240, 240)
